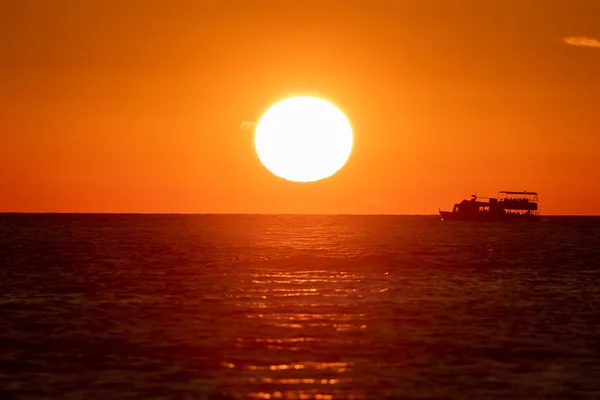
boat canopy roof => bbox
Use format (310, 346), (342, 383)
(499, 191), (538, 195)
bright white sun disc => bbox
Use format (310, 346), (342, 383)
(254, 96), (353, 182)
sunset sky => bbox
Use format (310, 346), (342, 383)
(2, 0), (599, 214)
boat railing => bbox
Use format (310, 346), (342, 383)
(498, 198), (538, 211)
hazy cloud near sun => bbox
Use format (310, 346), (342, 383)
(240, 121), (256, 130)
(563, 36), (600, 48)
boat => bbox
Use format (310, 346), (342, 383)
(439, 191), (540, 221)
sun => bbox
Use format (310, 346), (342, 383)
(254, 96), (353, 182)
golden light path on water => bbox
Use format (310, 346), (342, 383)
(218, 266), (392, 400)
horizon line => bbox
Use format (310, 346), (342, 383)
(1, 212), (599, 217)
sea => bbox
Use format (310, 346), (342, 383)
(1, 214), (599, 399)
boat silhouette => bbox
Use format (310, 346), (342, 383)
(439, 191), (540, 221)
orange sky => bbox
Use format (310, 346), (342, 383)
(1, 0), (599, 214)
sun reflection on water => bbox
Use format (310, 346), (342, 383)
(216, 265), (391, 399)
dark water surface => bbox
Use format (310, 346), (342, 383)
(1, 214), (600, 399)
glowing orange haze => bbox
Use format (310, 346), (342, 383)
(1, 0), (599, 214)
